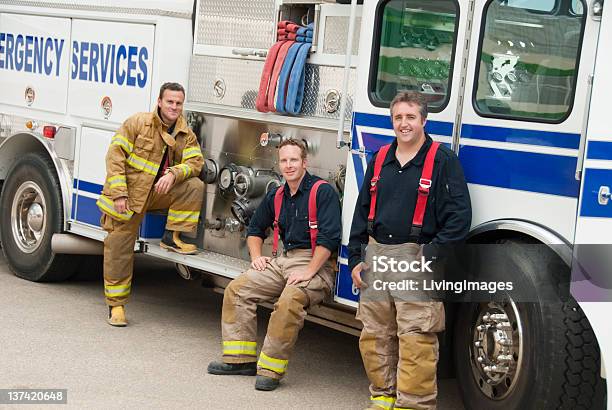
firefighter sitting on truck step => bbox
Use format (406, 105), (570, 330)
(207, 138), (341, 391)
(349, 91), (471, 410)
(97, 82), (204, 327)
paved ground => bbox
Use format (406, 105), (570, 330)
(0, 253), (464, 409)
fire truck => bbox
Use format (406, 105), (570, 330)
(0, 0), (608, 408)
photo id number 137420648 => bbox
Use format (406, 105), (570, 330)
(0, 389), (67, 404)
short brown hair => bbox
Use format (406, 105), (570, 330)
(390, 91), (428, 120)
(158, 82), (185, 99)
(278, 138), (308, 160)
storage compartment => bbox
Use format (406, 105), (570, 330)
(277, 2), (319, 51)
(194, 0), (277, 50)
(188, 0), (362, 120)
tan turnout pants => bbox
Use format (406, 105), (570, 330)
(358, 240), (445, 410)
(102, 178), (204, 306)
(221, 249), (334, 379)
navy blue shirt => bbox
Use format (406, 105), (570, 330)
(348, 135), (471, 272)
(247, 171), (341, 253)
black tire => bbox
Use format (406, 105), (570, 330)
(0, 152), (76, 281)
(559, 298), (607, 409)
(453, 240), (606, 410)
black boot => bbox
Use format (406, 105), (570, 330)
(255, 375), (280, 391)
(160, 230), (198, 255)
(207, 361), (257, 376)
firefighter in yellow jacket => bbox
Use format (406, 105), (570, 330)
(97, 82), (204, 327)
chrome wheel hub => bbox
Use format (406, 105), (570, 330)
(11, 181), (47, 253)
(27, 203), (44, 232)
(470, 300), (523, 399)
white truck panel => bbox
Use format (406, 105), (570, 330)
(469, 183), (578, 242)
(67, 20), (155, 122)
(148, 17), (191, 106)
(0, 13), (71, 113)
(77, 126), (112, 188)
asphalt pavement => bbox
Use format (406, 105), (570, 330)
(0, 253), (464, 409)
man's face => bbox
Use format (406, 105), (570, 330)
(157, 90), (185, 125)
(391, 101), (427, 145)
(278, 145), (307, 184)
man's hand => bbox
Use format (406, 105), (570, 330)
(287, 269), (315, 286)
(154, 171), (175, 194)
(351, 262), (366, 289)
(251, 256), (271, 271)
(114, 197), (129, 214)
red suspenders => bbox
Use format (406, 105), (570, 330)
(367, 144), (391, 224)
(272, 179), (328, 257)
(368, 141), (441, 238)
(413, 142), (440, 232)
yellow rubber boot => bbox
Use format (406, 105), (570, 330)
(108, 305), (127, 327)
(160, 231), (198, 255)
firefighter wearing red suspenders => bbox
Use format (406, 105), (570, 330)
(208, 138), (342, 392)
(348, 92), (471, 410)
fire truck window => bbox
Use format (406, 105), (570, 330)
(570, 0), (584, 15)
(498, 0), (555, 13)
(473, 0), (586, 122)
(370, 0), (459, 112)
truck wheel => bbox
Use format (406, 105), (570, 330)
(454, 240), (606, 409)
(0, 152), (75, 281)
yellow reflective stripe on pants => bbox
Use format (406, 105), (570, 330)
(257, 352), (288, 374)
(176, 163), (191, 178)
(126, 153), (159, 176)
(110, 134), (133, 154)
(223, 341), (257, 356)
(96, 194), (134, 221)
(370, 396), (395, 410)
(105, 284), (131, 297)
(182, 147), (203, 160)
(108, 174), (127, 189)
(167, 209), (199, 223)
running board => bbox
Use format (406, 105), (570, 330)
(145, 241), (249, 280)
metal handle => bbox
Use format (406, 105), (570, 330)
(599, 186), (611, 205)
(576, 74), (594, 180)
(231, 48), (268, 58)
